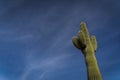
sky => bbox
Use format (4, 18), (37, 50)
(0, 0), (120, 80)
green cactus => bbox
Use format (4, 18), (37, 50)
(72, 22), (102, 80)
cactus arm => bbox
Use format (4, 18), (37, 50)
(78, 31), (86, 44)
(80, 22), (89, 37)
(78, 31), (86, 49)
(72, 36), (86, 49)
(90, 35), (97, 52)
(72, 36), (81, 49)
(80, 22), (90, 41)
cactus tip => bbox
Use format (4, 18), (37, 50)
(80, 22), (86, 25)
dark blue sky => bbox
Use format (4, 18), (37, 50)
(0, 0), (120, 80)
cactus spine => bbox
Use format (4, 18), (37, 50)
(72, 22), (102, 80)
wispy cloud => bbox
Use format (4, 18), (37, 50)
(19, 50), (74, 80)
(0, 29), (41, 43)
(0, 75), (8, 80)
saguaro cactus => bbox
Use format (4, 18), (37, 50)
(72, 22), (102, 80)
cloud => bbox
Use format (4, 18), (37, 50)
(19, 50), (75, 80)
(0, 0), (25, 16)
(0, 29), (41, 43)
(0, 75), (8, 80)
